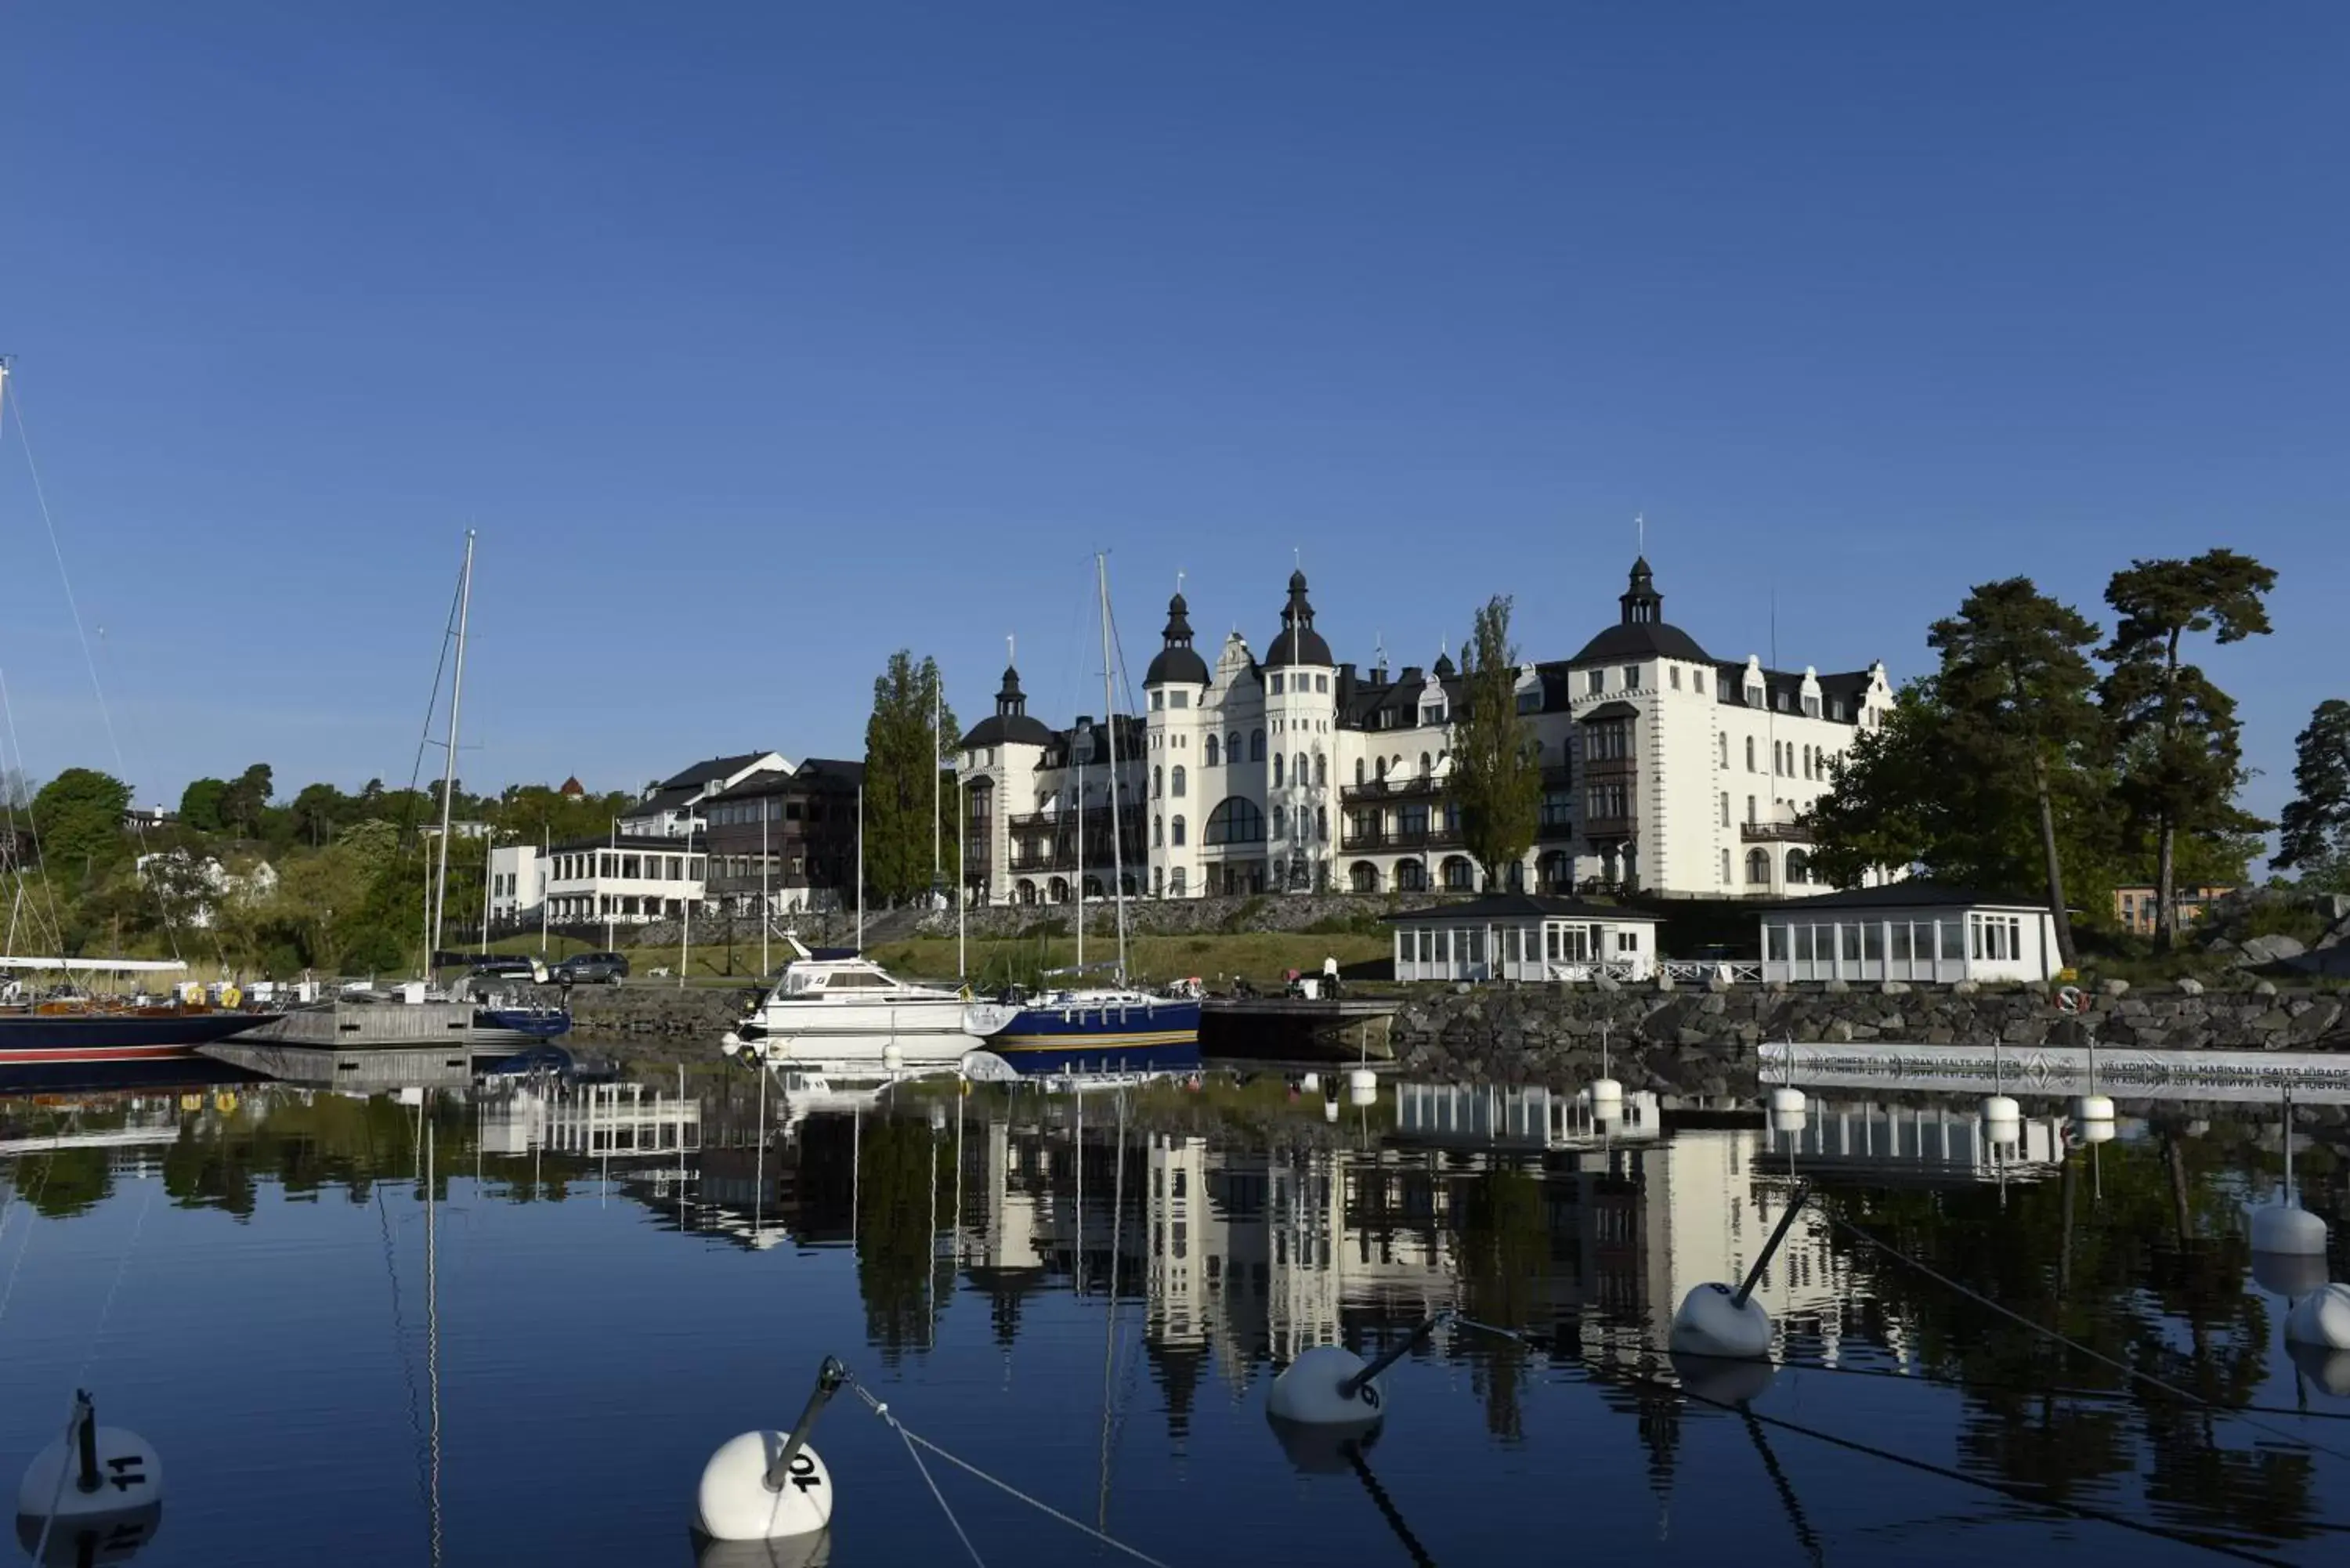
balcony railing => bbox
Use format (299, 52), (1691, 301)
(1582, 815), (1637, 841)
(1340, 827), (1463, 853)
(1741, 819), (1814, 844)
(1340, 775), (1442, 804)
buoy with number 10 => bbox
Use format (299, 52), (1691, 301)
(696, 1359), (845, 1543)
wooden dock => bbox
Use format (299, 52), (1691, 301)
(201, 999), (530, 1088)
(1202, 996), (1399, 1063)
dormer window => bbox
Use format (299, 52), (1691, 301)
(1420, 701), (1447, 726)
(1802, 695), (1820, 718)
(1744, 682), (1764, 706)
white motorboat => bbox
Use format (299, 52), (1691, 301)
(723, 937), (979, 1070)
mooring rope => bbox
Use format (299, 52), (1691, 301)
(848, 1378), (1176, 1568)
(1821, 1209), (2350, 1463)
(870, 1393), (988, 1568)
(27, 1395), (87, 1563)
(1444, 1317), (2305, 1566)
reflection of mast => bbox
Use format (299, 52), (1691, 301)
(1097, 1093), (1127, 1532)
(425, 1101), (443, 1568)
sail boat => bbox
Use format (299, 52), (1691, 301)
(963, 556), (1202, 1075)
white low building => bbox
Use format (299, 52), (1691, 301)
(541, 835), (707, 926)
(1758, 884), (2059, 986)
(1386, 894), (1665, 983)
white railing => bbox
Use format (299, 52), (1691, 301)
(1542, 960), (1650, 983)
(1659, 959), (1763, 984)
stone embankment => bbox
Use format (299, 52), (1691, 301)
(1390, 980), (2350, 1088)
(559, 982), (755, 1060)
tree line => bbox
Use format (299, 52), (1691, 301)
(4, 763), (642, 976)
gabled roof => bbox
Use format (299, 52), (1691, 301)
(1760, 883), (2048, 912)
(703, 758), (864, 802)
(1384, 894), (1662, 924)
(657, 752), (778, 790)
(621, 786), (699, 821)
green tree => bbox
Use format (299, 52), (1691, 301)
(2275, 699), (2350, 891)
(2098, 551), (2276, 948)
(217, 762), (275, 838)
(289, 782), (348, 847)
(1448, 595), (1540, 890)
(1929, 579), (2104, 966)
(862, 651), (960, 907)
(29, 768), (132, 879)
(178, 776), (227, 833)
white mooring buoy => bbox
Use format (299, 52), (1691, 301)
(696, 1359), (846, 1544)
(2250, 1088), (2330, 1258)
(1768, 1086), (1806, 1116)
(1347, 1068), (1378, 1108)
(1300, 1071), (1320, 1094)
(14, 1392), (163, 1566)
(1267, 1315), (1448, 1429)
(693, 1524), (837, 1568)
(2070, 1095), (2114, 1124)
(1980, 1095), (2020, 1129)
(1669, 1349), (1777, 1407)
(1668, 1187), (1810, 1361)
(2285, 1284), (2350, 1353)
(2068, 1116), (2116, 1146)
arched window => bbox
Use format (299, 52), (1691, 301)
(1350, 862), (1379, 893)
(1506, 861), (1524, 891)
(1721, 848), (1733, 884)
(1206, 735), (1220, 767)
(1171, 765), (1186, 798)
(1397, 859), (1427, 893)
(1230, 731), (1244, 761)
(1272, 754), (1285, 788)
(1152, 815), (1163, 847)
(1313, 753), (1326, 787)
(1294, 753), (1307, 788)
(1315, 806), (1329, 841)
(1419, 751), (1432, 777)
(1354, 757), (1365, 786)
(1171, 815), (1186, 847)
(1718, 733), (1729, 768)
(1376, 757), (1389, 781)
(1205, 798), (1265, 845)
(1152, 765), (1163, 799)
(1442, 856), (1474, 891)
(1744, 736), (1756, 771)
(1271, 805), (1287, 840)
(1249, 728), (1265, 761)
(1746, 848), (1770, 886)
(1786, 848), (1811, 885)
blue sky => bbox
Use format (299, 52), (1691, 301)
(2, 3), (2342, 822)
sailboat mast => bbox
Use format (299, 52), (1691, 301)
(431, 530), (475, 958)
(1097, 554), (1128, 978)
(855, 783), (864, 952)
(1075, 714), (1086, 974)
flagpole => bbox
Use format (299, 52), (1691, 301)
(761, 806), (771, 977)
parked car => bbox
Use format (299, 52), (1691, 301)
(551, 952), (630, 985)
(468, 956), (544, 980)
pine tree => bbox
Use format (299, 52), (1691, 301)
(862, 651), (960, 907)
(1929, 579), (2104, 967)
(2099, 550), (2275, 948)
(2276, 699), (2350, 891)
(1448, 596), (1540, 891)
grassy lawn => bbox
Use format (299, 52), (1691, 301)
(863, 930), (1390, 988)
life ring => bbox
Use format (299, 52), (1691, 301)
(219, 985), (242, 1010)
(2055, 985), (2085, 1015)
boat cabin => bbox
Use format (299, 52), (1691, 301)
(1757, 883), (2059, 985)
(1386, 894), (1663, 983)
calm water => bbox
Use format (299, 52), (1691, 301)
(1, 1071), (2345, 1566)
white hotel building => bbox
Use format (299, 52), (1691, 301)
(959, 558), (1893, 904)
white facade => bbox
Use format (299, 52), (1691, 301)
(959, 558), (1895, 905)
(1387, 894), (1665, 982)
(1758, 887), (2059, 985)
(489, 844), (543, 922)
(541, 835), (707, 925)
(955, 667), (1145, 906)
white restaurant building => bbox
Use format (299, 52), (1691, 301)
(956, 557), (1896, 905)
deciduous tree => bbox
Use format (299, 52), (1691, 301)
(2099, 551), (2276, 948)
(2276, 699), (2350, 892)
(29, 768), (132, 879)
(1448, 595), (1540, 890)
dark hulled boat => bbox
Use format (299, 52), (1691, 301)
(0, 1006), (275, 1062)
